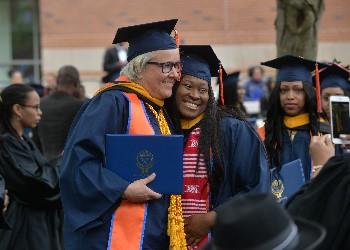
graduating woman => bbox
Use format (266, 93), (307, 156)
(0, 84), (62, 249)
(260, 55), (326, 187)
(317, 63), (350, 133)
(60, 20), (185, 250)
(166, 45), (270, 249)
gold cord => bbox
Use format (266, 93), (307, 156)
(146, 104), (187, 250)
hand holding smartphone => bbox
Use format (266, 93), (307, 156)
(329, 95), (350, 144)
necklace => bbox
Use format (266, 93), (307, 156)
(287, 129), (297, 141)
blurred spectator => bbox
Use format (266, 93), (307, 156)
(101, 42), (128, 83)
(43, 73), (57, 96)
(222, 71), (247, 116)
(260, 76), (276, 117)
(203, 193), (326, 250)
(78, 84), (90, 102)
(0, 84), (62, 249)
(33, 65), (83, 163)
(244, 65), (267, 101)
(8, 68), (24, 84)
(28, 83), (45, 97)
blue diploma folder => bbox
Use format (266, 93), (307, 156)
(105, 134), (184, 194)
(271, 159), (305, 205)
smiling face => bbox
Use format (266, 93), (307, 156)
(279, 81), (306, 116)
(175, 74), (209, 119)
(139, 48), (180, 100)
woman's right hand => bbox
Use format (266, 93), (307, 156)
(310, 135), (335, 166)
(122, 173), (162, 202)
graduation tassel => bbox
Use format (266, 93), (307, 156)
(174, 29), (182, 82)
(315, 63), (321, 113)
(315, 63), (322, 136)
(146, 104), (187, 250)
(219, 63), (225, 106)
(174, 29), (180, 48)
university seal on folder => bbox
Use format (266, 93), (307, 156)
(105, 134), (184, 194)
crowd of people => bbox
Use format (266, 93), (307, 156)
(0, 18), (349, 250)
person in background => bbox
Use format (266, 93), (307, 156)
(243, 65), (267, 101)
(60, 19), (183, 250)
(43, 72), (57, 96)
(8, 68), (24, 84)
(286, 134), (350, 250)
(260, 76), (276, 117)
(0, 84), (62, 249)
(223, 71), (247, 117)
(166, 45), (270, 249)
(33, 65), (83, 164)
(260, 55), (326, 184)
(78, 84), (90, 102)
(316, 63), (350, 134)
(101, 42), (128, 83)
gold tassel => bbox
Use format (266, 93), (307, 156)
(146, 104), (187, 250)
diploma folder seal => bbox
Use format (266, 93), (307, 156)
(105, 134), (184, 194)
(271, 159), (305, 205)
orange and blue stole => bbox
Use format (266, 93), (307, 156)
(107, 92), (154, 250)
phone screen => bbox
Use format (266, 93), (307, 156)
(331, 101), (350, 138)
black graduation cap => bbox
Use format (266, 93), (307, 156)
(317, 63), (350, 90)
(224, 71), (240, 86)
(113, 19), (178, 62)
(180, 45), (226, 84)
(261, 55), (327, 84)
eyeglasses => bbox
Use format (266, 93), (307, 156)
(20, 104), (41, 111)
(147, 61), (183, 73)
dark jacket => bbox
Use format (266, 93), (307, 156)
(33, 91), (83, 162)
(286, 153), (350, 250)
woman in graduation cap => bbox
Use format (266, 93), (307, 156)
(165, 45), (270, 249)
(60, 20), (186, 250)
(260, 55), (326, 193)
(317, 63), (350, 133)
(0, 84), (62, 249)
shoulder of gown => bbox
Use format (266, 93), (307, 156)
(60, 89), (133, 231)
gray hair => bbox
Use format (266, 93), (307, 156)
(120, 52), (154, 82)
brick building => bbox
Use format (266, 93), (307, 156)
(1, 0), (349, 94)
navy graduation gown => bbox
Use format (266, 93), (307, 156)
(212, 115), (270, 207)
(60, 89), (170, 250)
(280, 128), (312, 181)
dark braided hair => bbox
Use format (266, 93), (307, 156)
(0, 84), (35, 136)
(264, 81), (318, 169)
(165, 80), (246, 195)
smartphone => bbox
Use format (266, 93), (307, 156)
(329, 95), (350, 144)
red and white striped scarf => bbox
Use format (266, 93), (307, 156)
(182, 127), (210, 249)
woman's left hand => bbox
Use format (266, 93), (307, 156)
(184, 211), (216, 247)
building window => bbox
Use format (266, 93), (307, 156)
(0, 0), (41, 87)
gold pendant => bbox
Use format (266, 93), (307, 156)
(271, 179), (284, 200)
